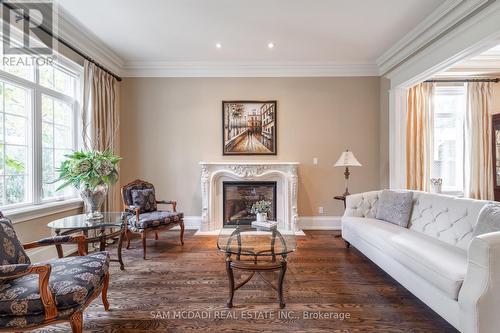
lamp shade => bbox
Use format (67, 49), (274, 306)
(334, 150), (362, 167)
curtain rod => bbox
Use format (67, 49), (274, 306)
(424, 78), (499, 83)
(2, 2), (123, 82)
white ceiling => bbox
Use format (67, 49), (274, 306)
(55, 0), (445, 75)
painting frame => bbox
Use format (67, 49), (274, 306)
(222, 100), (277, 156)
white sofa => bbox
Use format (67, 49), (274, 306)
(341, 190), (500, 333)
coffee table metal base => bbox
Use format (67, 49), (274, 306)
(225, 253), (288, 308)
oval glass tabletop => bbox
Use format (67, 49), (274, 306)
(217, 226), (296, 257)
(47, 212), (128, 230)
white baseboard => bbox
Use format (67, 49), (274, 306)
(298, 216), (341, 230)
(181, 216), (203, 229)
(176, 216), (342, 231)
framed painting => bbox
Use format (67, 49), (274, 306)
(222, 101), (277, 155)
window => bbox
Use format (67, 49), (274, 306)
(0, 58), (81, 209)
(432, 85), (466, 194)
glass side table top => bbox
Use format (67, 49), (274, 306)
(47, 212), (128, 230)
(217, 226), (296, 257)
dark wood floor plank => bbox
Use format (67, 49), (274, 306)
(44, 230), (458, 332)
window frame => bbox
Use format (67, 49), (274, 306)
(432, 84), (466, 196)
(0, 56), (82, 211)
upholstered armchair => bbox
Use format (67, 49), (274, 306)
(0, 215), (110, 333)
(121, 179), (184, 259)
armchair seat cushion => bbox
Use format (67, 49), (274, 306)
(128, 211), (184, 230)
(0, 251), (109, 318)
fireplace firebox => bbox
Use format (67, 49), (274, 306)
(222, 181), (277, 227)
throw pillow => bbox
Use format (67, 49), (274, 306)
(0, 217), (31, 266)
(131, 188), (157, 213)
(375, 190), (414, 227)
(472, 204), (500, 237)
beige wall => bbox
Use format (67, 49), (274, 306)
(120, 77), (381, 217)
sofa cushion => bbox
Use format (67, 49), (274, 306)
(0, 251), (109, 317)
(0, 218), (30, 266)
(131, 188), (157, 213)
(375, 190), (413, 227)
(472, 204), (500, 237)
(342, 216), (467, 299)
(128, 211), (184, 230)
(408, 191), (489, 249)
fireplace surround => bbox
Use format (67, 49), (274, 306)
(199, 162), (300, 233)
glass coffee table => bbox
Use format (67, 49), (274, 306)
(47, 212), (129, 270)
(217, 226), (296, 308)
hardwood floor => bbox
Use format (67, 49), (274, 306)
(47, 230), (458, 332)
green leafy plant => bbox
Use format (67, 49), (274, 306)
(53, 150), (121, 191)
(250, 200), (272, 214)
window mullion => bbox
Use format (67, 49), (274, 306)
(33, 87), (42, 205)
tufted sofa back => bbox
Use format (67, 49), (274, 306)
(344, 190), (491, 250)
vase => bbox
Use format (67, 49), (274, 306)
(79, 183), (108, 220)
(256, 212), (268, 222)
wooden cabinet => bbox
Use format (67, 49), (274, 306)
(493, 114), (500, 201)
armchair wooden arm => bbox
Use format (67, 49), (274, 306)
(0, 263), (57, 320)
(23, 235), (87, 256)
(157, 200), (177, 212)
(125, 205), (141, 222)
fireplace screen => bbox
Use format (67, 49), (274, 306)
(223, 181), (277, 227)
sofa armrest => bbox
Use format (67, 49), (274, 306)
(0, 263), (57, 320)
(459, 231), (500, 333)
(343, 191), (381, 218)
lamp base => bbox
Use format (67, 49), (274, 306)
(342, 189), (350, 197)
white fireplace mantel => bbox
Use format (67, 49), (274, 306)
(199, 161), (300, 233)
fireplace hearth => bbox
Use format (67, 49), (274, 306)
(223, 181), (277, 227)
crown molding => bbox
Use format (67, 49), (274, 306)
(377, 0), (496, 76)
(121, 61), (379, 77)
(54, 5), (124, 75)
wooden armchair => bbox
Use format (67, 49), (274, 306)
(121, 179), (184, 259)
(0, 215), (110, 333)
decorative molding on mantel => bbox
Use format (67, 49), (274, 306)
(199, 161), (300, 165)
(199, 162), (300, 233)
(378, 0), (496, 76)
(122, 62), (379, 78)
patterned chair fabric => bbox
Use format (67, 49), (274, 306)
(0, 306), (77, 329)
(122, 181), (155, 207)
(0, 218), (30, 266)
(131, 188), (157, 213)
(0, 251), (109, 319)
(128, 211), (184, 231)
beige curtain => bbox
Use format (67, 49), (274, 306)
(406, 82), (434, 191)
(82, 60), (120, 211)
(465, 82), (494, 200)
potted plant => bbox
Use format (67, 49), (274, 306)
(54, 150), (121, 220)
(250, 200), (272, 222)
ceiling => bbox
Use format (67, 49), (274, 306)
(55, 0), (445, 75)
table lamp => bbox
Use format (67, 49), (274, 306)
(334, 149), (362, 196)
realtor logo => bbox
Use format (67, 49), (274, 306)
(2, 1), (53, 55)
